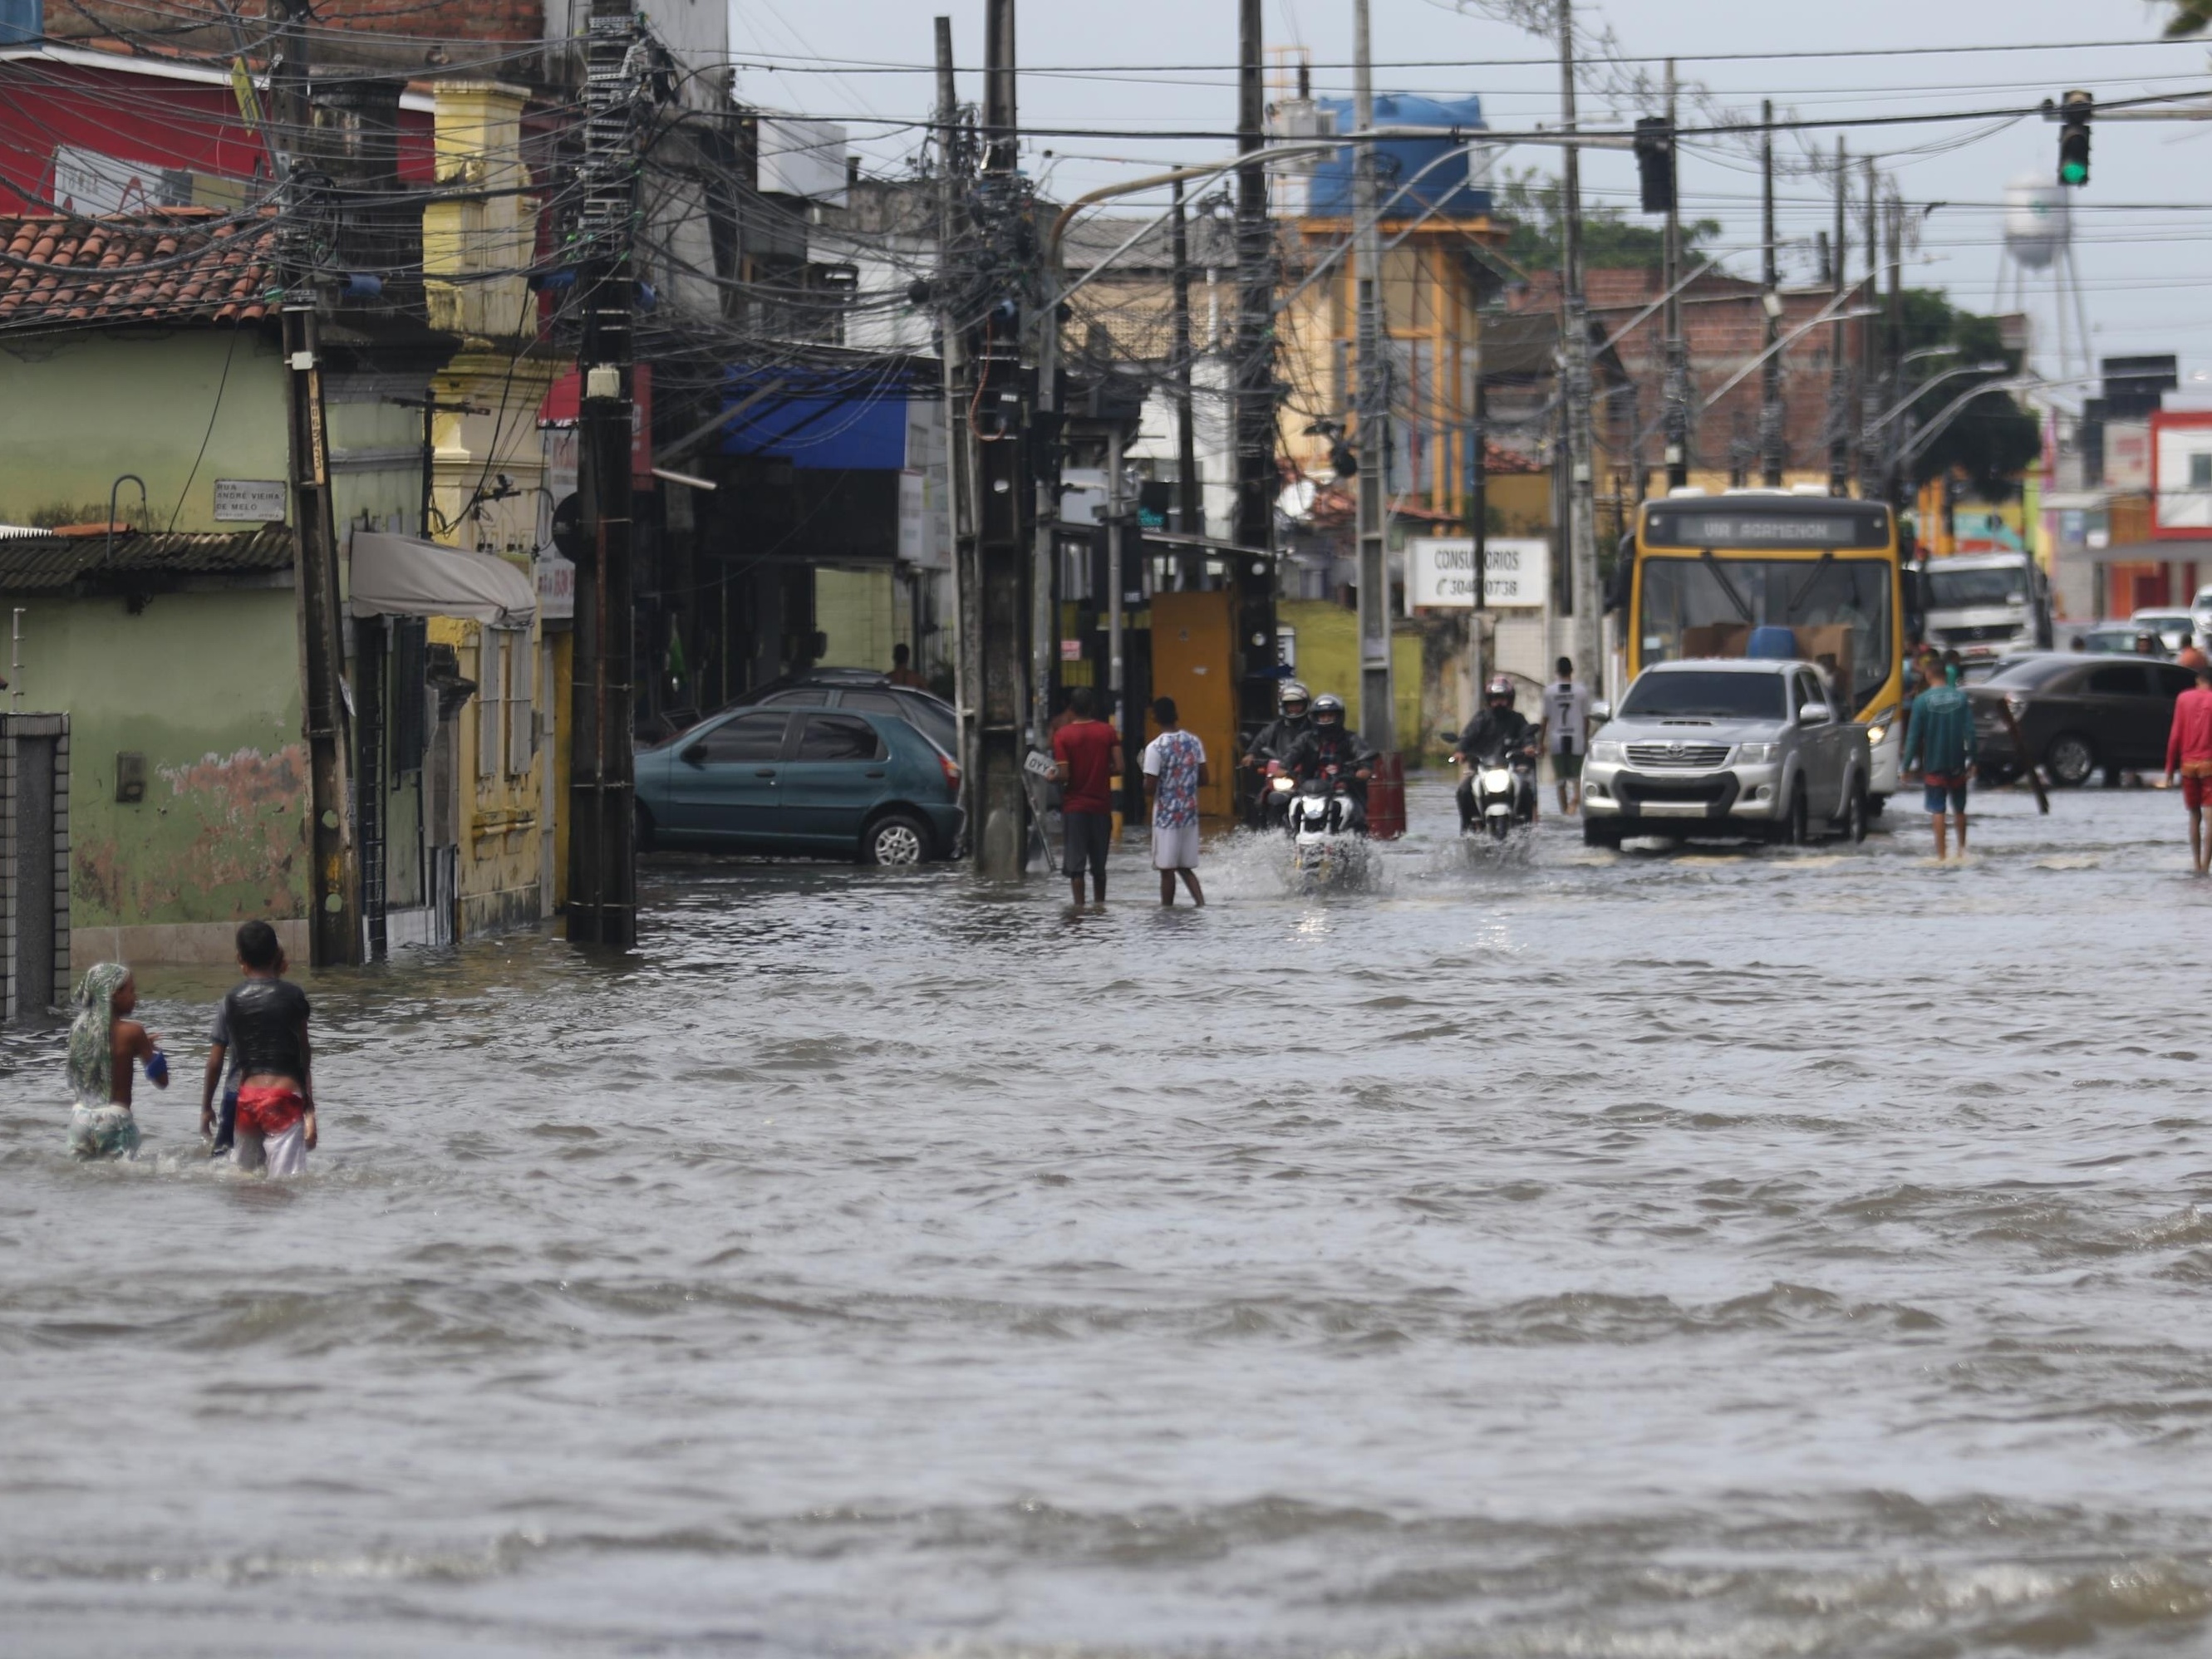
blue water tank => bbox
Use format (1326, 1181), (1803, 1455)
(0, 0), (40, 44)
(1747, 626), (1798, 660)
(1308, 93), (1489, 220)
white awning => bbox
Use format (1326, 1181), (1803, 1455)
(347, 533), (537, 626)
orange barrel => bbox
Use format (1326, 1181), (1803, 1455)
(1366, 751), (1407, 840)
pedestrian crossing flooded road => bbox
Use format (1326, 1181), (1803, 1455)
(4, 780), (2211, 1656)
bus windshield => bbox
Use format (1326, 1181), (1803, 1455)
(1638, 556), (1894, 711)
(1922, 564), (2027, 611)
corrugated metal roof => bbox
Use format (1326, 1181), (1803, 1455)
(0, 209), (278, 331)
(0, 527), (294, 588)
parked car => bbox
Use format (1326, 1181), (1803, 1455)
(1580, 657), (1872, 848)
(1966, 652), (2195, 787)
(635, 704), (963, 864)
(2192, 583), (2212, 650)
(2130, 607), (2194, 656)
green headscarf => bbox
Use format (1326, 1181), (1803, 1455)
(66, 962), (130, 1106)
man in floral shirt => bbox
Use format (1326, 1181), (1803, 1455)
(1141, 695), (1209, 906)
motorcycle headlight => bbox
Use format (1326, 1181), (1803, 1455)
(1734, 742), (1779, 763)
(1588, 739), (1625, 764)
(1271, 775), (1294, 792)
(1482, 768), (1512, 790)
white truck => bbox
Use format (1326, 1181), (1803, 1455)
(1915, 551), (2052, 668)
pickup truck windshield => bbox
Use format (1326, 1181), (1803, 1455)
(1620, 671), (1787, 721)
(1924, 566), (2027, 609)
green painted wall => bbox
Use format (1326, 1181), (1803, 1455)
(0, 328), (288, 529)
(1277, 599), (1425, 764)
(816, 567), (897, 671)
(5, 587), (309, 929)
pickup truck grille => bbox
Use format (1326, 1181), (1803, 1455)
(1625, 742), (1731, 768)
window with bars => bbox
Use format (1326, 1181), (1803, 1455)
(508, 634), (535, 777)
(477, 627), (502, 782)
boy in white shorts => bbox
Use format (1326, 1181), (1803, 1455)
(1141, 695), (1208, 906)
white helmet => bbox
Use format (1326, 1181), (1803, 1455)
(1279, 680), (1311, 711)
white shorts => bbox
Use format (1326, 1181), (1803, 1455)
(1151, 822), (1201, 870)
(233, 1117), (307, 1176)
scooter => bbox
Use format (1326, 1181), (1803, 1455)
(1463, 746), (1538, 841)
(1287, 764), (1367, 883)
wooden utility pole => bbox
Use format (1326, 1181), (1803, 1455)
(1171, 178), (1202, 537)
(1558, 0), (1600, 686)
(1352, 0), (1392, 753)
(1233, 0), (1278, 765)
(1827, 137), (1851, 496)
(971, 0), (1031, 876)
(566, 0), (642, 945)
(1662, 59), (1688, 492)
(1859, 154), (1880, 497)
(1759, 99), (1782, 488)
(268, 0), (361, 967)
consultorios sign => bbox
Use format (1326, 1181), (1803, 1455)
(1408, 537), (1549, 608)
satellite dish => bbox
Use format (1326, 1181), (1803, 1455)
(2003, 174), (2070, 272)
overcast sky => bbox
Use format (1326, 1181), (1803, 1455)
(726, 0), (2212, 399)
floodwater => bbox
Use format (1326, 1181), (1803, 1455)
(7, 778), (2212, 1657)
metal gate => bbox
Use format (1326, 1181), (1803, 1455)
(0, 714), (70, 1018)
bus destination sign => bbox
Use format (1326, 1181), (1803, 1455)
(1644, 507), (1888, 550)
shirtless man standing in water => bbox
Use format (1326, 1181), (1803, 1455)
(204, 920), (317, 1176)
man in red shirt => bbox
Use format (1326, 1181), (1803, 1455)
(2166, 660), (2212, 873)
(1052, 686), (1124, 906)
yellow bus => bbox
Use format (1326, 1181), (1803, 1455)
(1628, 490), (1906, 808)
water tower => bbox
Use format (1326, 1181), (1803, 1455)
(1998, 174), (2091, 381)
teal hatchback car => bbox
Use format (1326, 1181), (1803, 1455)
(636, 704), (964, 864)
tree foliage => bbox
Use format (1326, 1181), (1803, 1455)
(1492, 169), (1721, 276)
(2163, 0), (2212, 36)
(1896, 287), (2040, 498)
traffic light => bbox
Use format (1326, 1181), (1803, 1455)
(1634, 115), (1675, 214)
(2057, 89), (2092, 187)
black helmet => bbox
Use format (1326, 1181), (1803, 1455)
(1486, 674), (1516, 707)
(1310, 693), (1345, 725)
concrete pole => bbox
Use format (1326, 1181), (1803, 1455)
(935, 16), (978, 831)
(1558, 0), (1601, 690)
(1759, 99), (1782, 488)
(1662, 59), (1688, 491)
(1352, 0), (1393, 751)
(1829, 137), (1851, 495)
(1106, 421), (1126, 747)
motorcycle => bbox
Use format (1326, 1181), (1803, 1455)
(1286, 763), (1367, 883)
(1462, 745), (1538, 841)
(1248, 758), (1297, 832)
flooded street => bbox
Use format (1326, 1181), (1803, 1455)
(7, 777), (2212, 1656)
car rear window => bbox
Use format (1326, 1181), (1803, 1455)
(795, 714), (884, 762)
(1620, 670), (1786, 720)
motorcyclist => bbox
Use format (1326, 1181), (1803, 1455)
(1283, 693), (1377, 829)
(1243, 680), (1314, 827)
(1451, 675), (1538, 833)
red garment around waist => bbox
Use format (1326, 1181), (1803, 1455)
(235, 1086), (305, 1137)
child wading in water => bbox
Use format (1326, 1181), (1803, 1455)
(66, 962), (166, 1158)
(207, 920), (317, 1176)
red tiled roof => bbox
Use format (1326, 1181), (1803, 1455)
(0, 209), (279, 330)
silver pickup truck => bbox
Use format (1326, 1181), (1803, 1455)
(1580, 658), (1873, 849)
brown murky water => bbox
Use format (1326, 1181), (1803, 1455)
(6, 779), (2212, 1656)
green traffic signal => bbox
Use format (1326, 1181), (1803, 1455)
(2057, 89), (2092, 188)
(2059, 156), (2087, 186)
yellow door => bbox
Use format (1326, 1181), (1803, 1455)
(1148, 591), (1236, 820)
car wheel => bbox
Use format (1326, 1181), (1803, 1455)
(861, 811), (932, 866)
(635, 802), (657, 854)
(1841, 777), (1868, 844)
(1582, 819), (1621, 849)
(2043, 732), (2096, 788)
(1771, 782), (1808, 846)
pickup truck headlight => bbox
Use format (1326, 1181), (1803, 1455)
(1588, 739), (1625, 764)
(1734, 742), (1780, 763)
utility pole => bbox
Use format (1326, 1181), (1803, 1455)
(1662, 59), (1688, 491)
(268, 0), (361, 968)
(1465, 374), (1488, 709)
(1233, 0), (1279, 767)
(1859, 154), (1880, 497)
(1827, 137), (1851, 496)
(566, 0), (643, 946)
(1758, 99), (1782, 488)
(1172, 178), (1202, 537)
(1885, 184), (1908, 527)
(1352, 0), (1392, 753)
(1557, 0), (1600, 690)
(971, 0), (1031, 876)
(935, 15), (978, 821)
